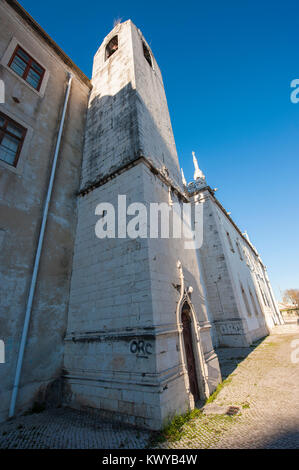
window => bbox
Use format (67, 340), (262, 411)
(244, 248), (253, 269)
(257, 279), (267, 307)
(249, 287), (260, 316)
(226, 232), (235, 252)
(8, 45), (45, 91)
(236, 240), (243, 260)
(143, 42), (152, 68)
(0, 112), (26, 166)
(240, 282), (252, 317)
(105, 36), (118, 60)
(265, 291), (271, 308)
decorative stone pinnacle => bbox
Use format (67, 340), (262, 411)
(192, 151), (205, 181)
(181, 168), (187, 186)
(168, 187), (173, 206)
(243, 230), (250, 242)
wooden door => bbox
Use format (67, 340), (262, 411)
(182, 310), (200, 402)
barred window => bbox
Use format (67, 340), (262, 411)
(8, 45), (45, 91)
(0, 112), (26, 166)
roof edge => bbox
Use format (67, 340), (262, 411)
(4, 0), (92, 89)
(199, 185), (260, 259)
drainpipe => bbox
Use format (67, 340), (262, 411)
(9, 73), (73, 418)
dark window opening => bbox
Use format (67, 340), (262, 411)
(249, 288), (259, 316)
(0, 112), (27, 166)
(236, 240), (243, 260)
(8, 45), (45, 91)
(240, 282), (252, 317)
(105, 36), (118, 60)
(226, 231), (235, 252)
(143, 42), (152, 68)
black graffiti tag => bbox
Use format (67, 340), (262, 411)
(130, 340), (153, 356)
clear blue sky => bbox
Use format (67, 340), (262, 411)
(20, 0), (299, 300)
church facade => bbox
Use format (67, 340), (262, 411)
(187, 168), (283, 348)
(0, 0), (283, 429)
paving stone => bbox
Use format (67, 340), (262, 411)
(158, 325), (299, 449)
(0, 407), (150, 449)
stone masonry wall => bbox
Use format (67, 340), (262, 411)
(0, 1), (90, 421)
(197, 187), (270, 347)
(64, 21), (220, 429)
(197, 191), (250, 347)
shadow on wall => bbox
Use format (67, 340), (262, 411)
(81, 82), (181, 192)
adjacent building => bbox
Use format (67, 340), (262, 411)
(187, 165), (283, 348)
(0, 0), (91, 423)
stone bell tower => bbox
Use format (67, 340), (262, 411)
(63, 20), (221, 430)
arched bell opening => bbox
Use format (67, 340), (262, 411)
(105, 36), (118, 60)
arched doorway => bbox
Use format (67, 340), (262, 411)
(181, 302), (200, 403)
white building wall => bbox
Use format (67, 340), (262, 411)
(213, 203), (269, 343)
(0, 1), (90, 422)
(194, 185), (277, 347)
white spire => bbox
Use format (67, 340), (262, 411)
(181, 168), (187, 186)
(242, 230), (250, 242)
(168, 187), (173, 206)
(192, 151), (205, 181)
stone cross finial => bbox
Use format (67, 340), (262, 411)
(181, 168), (187, 186)
(192, 151), (205, 181)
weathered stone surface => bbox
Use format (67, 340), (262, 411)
(0, 0), (90, 423)
(63, 21), (220, 429)
(189, 185), (283, 348)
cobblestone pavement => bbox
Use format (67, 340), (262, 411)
(159, 323), (299, 449)
(0, 408), (150, 449)
(0, 324), (298, 449)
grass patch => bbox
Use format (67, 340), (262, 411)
(148, 411), (238, 448)
(148, 408), (202, 446)
(148, 376), (238, 447)
(205, 377), (233, 404)
(242, 402), (250, 409)
(162, 409), (202, 442)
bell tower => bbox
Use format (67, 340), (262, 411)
(64, 21), (221, 430)
(80, 20), (181, 191)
